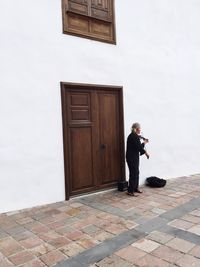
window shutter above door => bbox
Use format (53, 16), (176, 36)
(62, 0), (116, 44)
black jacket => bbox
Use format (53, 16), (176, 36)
(126, 132), (146, 161)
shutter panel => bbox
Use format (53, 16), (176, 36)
(63, 0), (90, 36)
(66, 0), (89, 16)
(90, 0), (114, 42)
(91, 0), (112, 22)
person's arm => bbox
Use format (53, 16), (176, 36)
(133, 135), (146, 155)
(143, 139), (150, 159)
(134, 136), (150, 158)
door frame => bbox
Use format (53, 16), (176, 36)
(60, 82), (126, 200)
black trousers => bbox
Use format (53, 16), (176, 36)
(127, 158), (139, 193)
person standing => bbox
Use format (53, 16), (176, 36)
(126, 122), (149, 196)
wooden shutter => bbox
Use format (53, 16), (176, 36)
(62, 0), (116, 44)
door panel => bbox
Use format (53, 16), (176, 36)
(69, 127), (94, 192)
(61, 83), (125, 199)
(98, 92), (121, 185)
(66, 90), (97, 195)
(68, 92), (91, 123)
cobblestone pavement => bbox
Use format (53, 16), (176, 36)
(0, 174), (200, 267)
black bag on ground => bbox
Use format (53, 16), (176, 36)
(145, 176), (166, 188)
(118, 181), (128, 191)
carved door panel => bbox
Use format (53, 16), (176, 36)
(61, 83), (125, 198)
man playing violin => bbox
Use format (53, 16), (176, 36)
(126, 122), (149, 196)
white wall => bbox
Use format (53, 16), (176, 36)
(0, 0), (200, 213)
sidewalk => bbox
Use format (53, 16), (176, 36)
(0, 174), (200, 267)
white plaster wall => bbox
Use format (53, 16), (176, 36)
(0, 0), (200, 213)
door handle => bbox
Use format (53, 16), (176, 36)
(100, 144), (106, 149)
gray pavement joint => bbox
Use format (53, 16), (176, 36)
(160, 197), (200, 221)
(77, 197), (141, 220)
(135, 216), (169, 233)
(160, 225), (200, 245)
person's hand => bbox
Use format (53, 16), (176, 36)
(145, 152), (150, 159)
(144, 139), (149, 144)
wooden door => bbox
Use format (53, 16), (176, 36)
(61, 83), (125, 199)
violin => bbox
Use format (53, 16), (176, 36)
(138, 135), (149, 142)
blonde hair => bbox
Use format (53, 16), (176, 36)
(131, 122), (140, 132)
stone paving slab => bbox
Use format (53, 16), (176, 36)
(0, 174), (199, 266)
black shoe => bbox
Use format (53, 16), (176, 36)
(126, 192), (137, 197)
(135, 189), (143, 193)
